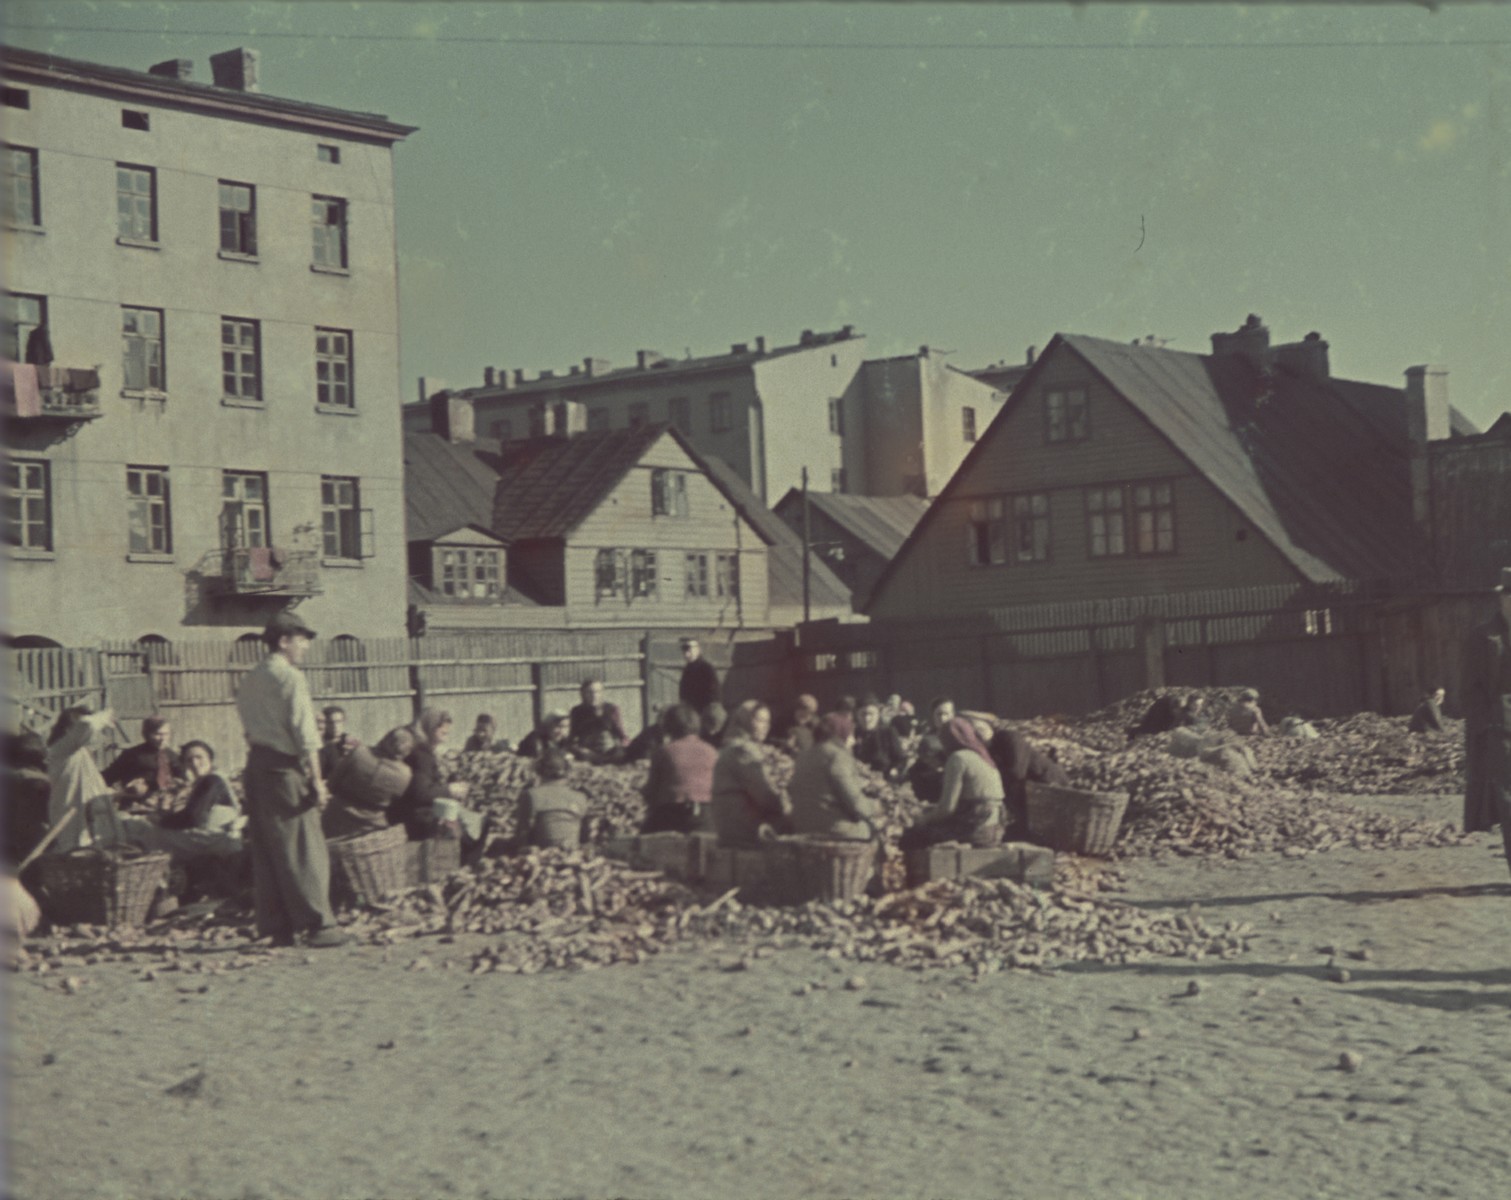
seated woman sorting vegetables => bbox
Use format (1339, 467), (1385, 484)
(323, 727), (416, 839)
(120, 740), (245, 882)
(788, 712), (879, 841)
(899, 717), (1006, 850)
(391, 708), (472, 841)
(641, 704), (717, 834)
(519, 748), (590, 849)
(709, 700), (788, 847)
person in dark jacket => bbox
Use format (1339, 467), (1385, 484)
(569, 678), (628, 758)
(1409, 688), (1447, 734)
(781, 695), (820, 756)
(678, 637), (720, 713)
(1462, 570), (1511, 876)
(517, 711), (572, 759)
(318, 706), (355, 780)
(392, 708), (470, 840)
(624, 708), (671, 763)
(986, 724), (1070, 832)
(854, 696), (907, 779)
(641, 705), (718, 834)
(463, 714), (500, 754)
(103, 715), (183, 800)
(906, 697), (956, 804)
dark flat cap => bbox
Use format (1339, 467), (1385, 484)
(263, 611), (317, 640)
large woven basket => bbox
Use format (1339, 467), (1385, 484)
(328, 823), (409, 906)
(37, 848), (170, 929)
(782, 836), (878, 904)
(1025, 783), (1129, 857)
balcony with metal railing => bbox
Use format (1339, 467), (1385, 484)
(2, 363), (103, 422)
(213, 545), (323, 598)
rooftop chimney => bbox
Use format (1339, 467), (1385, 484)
(840, 325), (854, 339)
(1210, 313), (1271, 368)
(483, 367), (496, 387)
(731, 343), (749, 356)
(755, 336), (766, 354)
(1404, 365), (1451, 446)
(513, 369), (526, 386)
(528, 399), (587, 438)
(209, 48), (260, 93)
(149, 58), (193, 81)
(635, 350), (665, 370)
(569, 365), (581, 376)
(583, 357), (611, 377)
(1272, 332), (1330, 380)
(417, 376), (447, 405)
(1026, 345), (1036, 365)
(800, 329), (815, 346)
(429, 391), (475, 444)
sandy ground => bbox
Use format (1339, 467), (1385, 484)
(9, 791), (1511, 1200)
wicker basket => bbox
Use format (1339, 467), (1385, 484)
(328, 824), (409, 906)
(783, 836), (878, 904)
(37, 848), (170, 929)
(403, 835), (462, 886)
(1025, 782), (1129, 857)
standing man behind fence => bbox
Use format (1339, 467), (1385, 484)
(235, 612), (349, 949)
(1464, 567), (1511, 878)
(679, 637), (720, 714)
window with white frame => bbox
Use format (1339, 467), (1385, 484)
(1011, 492), (1050, 562)
(218, 180), (256, 255)
(3, 292), (45, 362)
(3, 145), (39, 226)
(595, 548), (624, 600)
(317, 144), (341, 164)
(716, 552), (739, 600)
(3, 458), (51, 551)
(1045, 388), (1089, 443)
(966, 497), (1006, 567)
(221, 471), (268, 550)
(320, 475), (361, 559)
(962, 406), (978, 442)
(315, 328), (353, 407)
(122, 306), (164, 392)
(831, 467), (847, 494)
(651, 468), (689, 517)
(116, 163), (156, 241)
(311, 195), (347, 268)
(828, 397), (844, 435)
(1086, 487), (1127, 558)
(631, 549), (658, 599)
(126, 466), (172, 554)
(1132, 482), (1176, 555)
(709, 393), (732, 433)
(436, 546), (502, 600)
(684, 552), (710, 599)
(221, 318), (261, 401)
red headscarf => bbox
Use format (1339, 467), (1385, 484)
(941, 716), (996, 769)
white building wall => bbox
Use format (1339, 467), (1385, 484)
(3, 57), (413, 646)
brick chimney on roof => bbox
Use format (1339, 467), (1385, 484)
(430, 391), (475, 444)
(209, 48), (260, 92)
(149, 59), (193, 81)
(1272, 332), (1330, 380)
(1210, 314), (1271, 368)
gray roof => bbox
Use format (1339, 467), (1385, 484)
(774, 490), (928, 563)
(403, 434), (502, 543)
(699, 456), (852, 614)
(2, 45), (416, 141)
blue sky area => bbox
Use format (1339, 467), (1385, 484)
(4, 2), (1508, 429)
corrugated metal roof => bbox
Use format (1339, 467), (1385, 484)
(782, 491), (929, 562)
(403, 433), (503, 543)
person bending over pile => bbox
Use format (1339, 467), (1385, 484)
(1226, 689), (1271, 737)
(710, 701), (789, 847)
(103, 714), (184, 804)
(984, 723), (1069, 833)
(641, 704), (717, 834)
(900, 717), (1006, 851)
(323, 726), (416, 839)
(520, 748), (589, 850)
(789, 713), (878, 841)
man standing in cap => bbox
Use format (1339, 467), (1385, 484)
(1463, 567), (1511, 876)
(235, 612), (348, 948)
(678, 637), (720, 713)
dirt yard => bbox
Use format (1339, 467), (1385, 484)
(9, 790), (1511, 1200)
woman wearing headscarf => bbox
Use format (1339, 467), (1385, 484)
(709, 700), (788, 847)
(123, 739), (246, 865)
(985, 723), (1070, 833)
(641, 704), (718, 834)
(789, 713), (878, 841)
(44, 705), (126, 854)
(900, 716), (1006, 850)
(323, 726), (416, 839)
(391, 708), (470, 841)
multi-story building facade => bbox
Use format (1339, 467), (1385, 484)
(2, 46), (416, 649)
(403, 330), (1007, 504)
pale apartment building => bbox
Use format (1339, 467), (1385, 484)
(2, 46), (416, 651)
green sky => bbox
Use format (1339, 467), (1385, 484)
(5, 2), (1508, 428)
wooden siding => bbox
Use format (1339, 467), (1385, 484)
(1428, 436), (1511, 589)
(870, 344), (1303, 619)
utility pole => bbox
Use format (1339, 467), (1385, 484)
(801, 466), (811, 626)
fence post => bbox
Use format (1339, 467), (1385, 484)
(1088, 626), (1106, 706)
(1138, 616), (1166, 691)
(531, 661), (544, 730)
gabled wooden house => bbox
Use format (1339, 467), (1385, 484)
(867, 316), (1481, 619)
